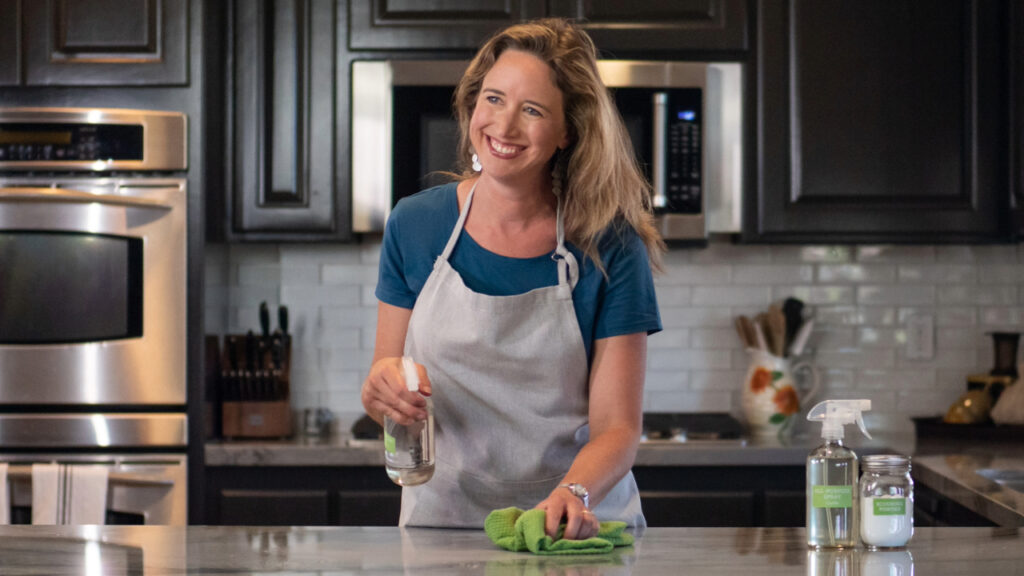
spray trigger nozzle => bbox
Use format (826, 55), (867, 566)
(807, 399), (872, 440)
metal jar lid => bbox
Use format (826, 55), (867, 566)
(863, 454), (911, 470)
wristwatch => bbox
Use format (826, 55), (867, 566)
(559, 483), (590, 508)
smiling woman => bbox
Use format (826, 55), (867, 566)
(361, 18), (664, 542)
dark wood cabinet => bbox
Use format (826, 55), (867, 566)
(550, 0), (748, 55)
(228, 0), (349, 239)
(747, 0), (1010, 243)
(206, 466), (401, 526)
(11, 0), (190, 86)
(1012, 0), (1024, 238)
(913, 483), (996, 527)
(632, 465), (804, 527)
(348, 0), (747, 55)
(348, 0), (543, 51)
(0, 0), (19, 86)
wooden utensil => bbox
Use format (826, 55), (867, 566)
(768, 305), (787, 357)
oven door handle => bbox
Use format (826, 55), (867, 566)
(6, 465), (175, 487)
(0, 187), (173, 210)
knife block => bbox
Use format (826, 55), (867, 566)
(219, 333), (293, 439)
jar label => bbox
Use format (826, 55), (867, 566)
(384, 431), (396, 454)
(812, 485), (853, 508)
(872, 498), (906, 516)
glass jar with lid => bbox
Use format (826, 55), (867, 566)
(859, 454), (913, 549)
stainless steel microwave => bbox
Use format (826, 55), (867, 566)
(352, 60), (743, 241)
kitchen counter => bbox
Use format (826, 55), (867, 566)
(0, 525), (1021, 574)
(205, 415), (917, 467)
(913, 453), (1024, 527)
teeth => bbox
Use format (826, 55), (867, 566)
(490, 139), (520, 155)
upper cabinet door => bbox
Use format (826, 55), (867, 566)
(231, 0), (343, 238)
(0, 0), (19, 86)
(22, 0), (188, 86)
(550, 0), (748, 54)
(748, 0), (1009, 243)
(348, 0), (544, 50)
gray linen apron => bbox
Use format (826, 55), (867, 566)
(399, 182), (646, 529)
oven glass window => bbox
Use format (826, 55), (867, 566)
(0, 232), (143, 344)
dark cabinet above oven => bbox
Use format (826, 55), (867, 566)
(225, 0), (351, 241)
(0, 0), (189, 87)
(347, 0), (749, 55)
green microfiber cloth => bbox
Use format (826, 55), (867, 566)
(484, 507), (634, 555)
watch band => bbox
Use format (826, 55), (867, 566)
(558, 482), (590, 509)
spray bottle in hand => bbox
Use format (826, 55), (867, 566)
(384, 357), (434, 486)
(806, 399), (871, 548)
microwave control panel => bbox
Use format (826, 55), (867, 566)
(663, 90), (702, 215)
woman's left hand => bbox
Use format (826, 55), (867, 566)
(535, 488), (600, 541)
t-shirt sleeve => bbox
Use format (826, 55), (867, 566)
(593, 229), (662, 340)
(374, 204), (418, 310)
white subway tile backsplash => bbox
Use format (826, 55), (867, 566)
(856, 246), (935, 263)
(652, 285), (692, 306)
(898, 265), (975, 284)
(938, 285), (1017, 306)
(857, 285), (935, 306)
(692, 285), (771, 306)
(206, 238), (1024, 424)
(657, 264), (730, 285)
(817, 264), (896, 284)
(689, 328), (740, 349)
(733, 265), (813, 284)
(322, 264), (380, 285)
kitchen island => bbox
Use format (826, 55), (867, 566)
(0, 525), (1020, 574)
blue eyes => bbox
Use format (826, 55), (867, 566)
(485, 95), (543, 117)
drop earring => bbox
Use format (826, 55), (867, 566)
(471, 153), (482, 172)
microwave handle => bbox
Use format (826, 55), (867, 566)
(651, 92), (668, 209)
(0, 187), (172, 210)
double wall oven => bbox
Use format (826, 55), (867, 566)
(0, 108), (188, 524)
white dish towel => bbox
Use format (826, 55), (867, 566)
(31, 463), (109, 525)
(0, 463), (9, 524)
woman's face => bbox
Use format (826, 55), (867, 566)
(469, 49), (569, 186)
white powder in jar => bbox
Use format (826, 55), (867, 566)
(860, 496), (913, 548)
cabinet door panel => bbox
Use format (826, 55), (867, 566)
(0, 0), (19, 85)
(762, 490), (805, 527)
(749, 0), (1008, 242)
(640, 491), (755, 527)
(1013, 0), (1024, 238)
(348, 0), (544, 50)
(232, 0), (339, 235)
(23, 0), (188, 86)
(551, 0), (747, 53)
(337, 490), (401, 526)
(219, 489), (330, 525)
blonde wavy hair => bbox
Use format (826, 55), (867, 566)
(452, 18), (664, 272)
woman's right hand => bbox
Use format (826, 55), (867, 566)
(361, 357), (431, 426)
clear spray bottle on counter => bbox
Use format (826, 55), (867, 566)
(806, 399), (871, 549)
(384, 357), (434, 486)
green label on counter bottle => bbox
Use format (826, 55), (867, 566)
(812, 485), (853, 508)
(873, 498), (906, 516)
(384, 431), (396, 455)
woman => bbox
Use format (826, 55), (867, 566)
(361, 18), (663, 540)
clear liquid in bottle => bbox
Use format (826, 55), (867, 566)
(384, 407), (434, 486)
(383, 356), (434, 486)
(807, 441), (859, 548)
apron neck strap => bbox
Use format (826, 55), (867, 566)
(440, 181), (578, 290)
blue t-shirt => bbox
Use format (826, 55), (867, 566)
(375, 183), (662, 360)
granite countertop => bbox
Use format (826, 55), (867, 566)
(0, 525), (1020, 574)
(204, 415), (917, 468)
(913, 453), (1024, 527)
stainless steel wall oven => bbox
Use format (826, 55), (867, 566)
(0, 108), (188, 524)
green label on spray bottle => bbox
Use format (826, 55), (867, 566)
(384, 431), (396, 455)
(812, 485), (853, 508)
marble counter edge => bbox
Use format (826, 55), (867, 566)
(912, 454), (1024, 527)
